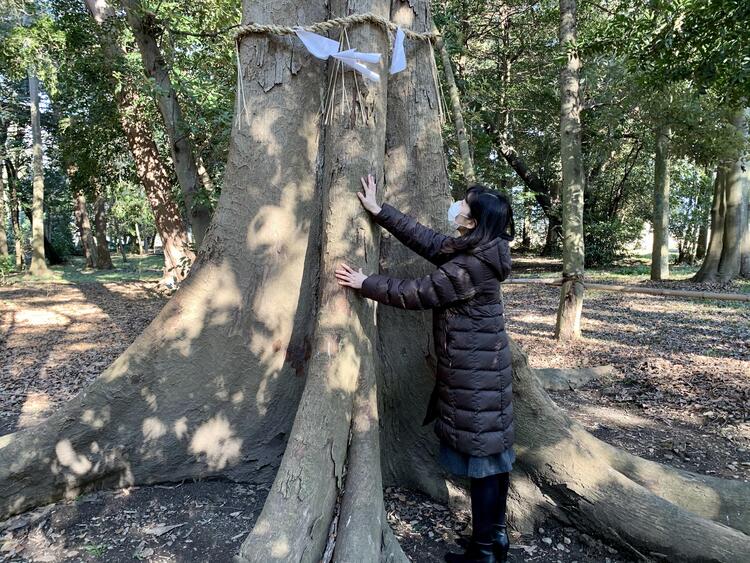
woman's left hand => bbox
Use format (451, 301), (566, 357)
(335, 263), (368, 289)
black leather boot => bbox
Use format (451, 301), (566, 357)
(456, 524), (509, 562)
(491, 523), (509, 563)
(444, 538), (497, 563)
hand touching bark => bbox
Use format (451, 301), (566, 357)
(335, 263), (368, 289)
(357, 174), (382, 215)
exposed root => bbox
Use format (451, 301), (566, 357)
(511, 340), (750, 562)
(333, 353), (385, 561)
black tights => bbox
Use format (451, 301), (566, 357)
(470, 472), (510, 542)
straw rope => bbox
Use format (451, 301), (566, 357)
(234, 12), (440, 44)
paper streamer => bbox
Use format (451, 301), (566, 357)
(389, 27), (406, 75)
(294, 27), (383, 82)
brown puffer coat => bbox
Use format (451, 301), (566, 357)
(360, 203), (514, 457)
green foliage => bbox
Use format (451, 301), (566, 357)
(0, 255), (15, 283)
(598, 0), (750, 104)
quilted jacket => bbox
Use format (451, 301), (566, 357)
(360, 203), (514, 457)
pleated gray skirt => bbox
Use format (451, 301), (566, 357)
(438, 440), (515, 478)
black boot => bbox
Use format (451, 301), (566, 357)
(492, 523), (509, 563)
(456, 525), (508, 562)
(444, 538), (497, 563)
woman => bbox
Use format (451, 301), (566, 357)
(335, 174), (515, 563)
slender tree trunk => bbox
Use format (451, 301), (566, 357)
(696, 222), (708, 261)
(741, 171), (750, 277)
(0, 162), (9, 257)
(555, 0), (585, 341)
(74, 192), (97, 268)
(694, 166), (727, 281)
(196, 154), (215, 195)
(28, 68), (49, 276)
(434, 25), (476, 183)
(93, 193), (113, 270)
(521, 186), (532, 250)
(135, 223), (144, 255)
(695, 170), (713, 261)
(717, 109), (747, 282)
(84, 0), (194, 283)
(651, 123), (671, 280)
(121, 0), (212, 248)
(5, 159), (23, 270)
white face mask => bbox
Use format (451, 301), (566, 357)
(447, 200), (468, 230)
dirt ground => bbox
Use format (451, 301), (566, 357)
(1, 260), (747, 562)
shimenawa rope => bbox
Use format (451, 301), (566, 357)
(234, 12), (440, 44)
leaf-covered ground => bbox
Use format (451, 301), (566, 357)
(1, 256), (747, 562)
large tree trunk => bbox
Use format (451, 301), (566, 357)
(74, 192), (97, 269)
(93, 193), (113, 270)
(717, 110), (747, 282)
(650, 123), (671, 280)
(694, 165), (726, 281)
(555, 0), (585, 340)
(237, 0), (392, 559)
(28, 68), (49, 277)
(1, 2), (749, 562)
(84, 0), (195, 283)
(121, 0), (212, 249)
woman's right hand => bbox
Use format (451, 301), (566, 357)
(358, 174), (382, 215)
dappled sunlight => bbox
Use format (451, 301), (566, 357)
(142, 416), (168, 441)
(189, 413), (243, 471)
(13, 309), (71, 327)
(54, 439), (93, 475)
(327, 340), (362, 394)
(352, 385), (379, 433)
(16, 392), (53, 429)
(80, 406), (110, 429)
(248, 107), (283, 163)
(246, 186), (314, 376)
(575, 404), (656, 429)
(1, 283), (164, 435)
(158, 262), (243, 358)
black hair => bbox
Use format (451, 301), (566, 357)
(440, 183), (515, 254)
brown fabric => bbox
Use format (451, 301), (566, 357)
(360, 203), (514, 456)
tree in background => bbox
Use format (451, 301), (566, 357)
(555, 0), (585, 340)
(120, 0), (213, 247)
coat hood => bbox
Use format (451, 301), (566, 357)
(468, 237), (512, 280)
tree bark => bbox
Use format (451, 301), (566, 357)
(121, 0), (212, 249)
(694, 166), (726, 281)
(434, 27), (476, 183)
(28, 68), (49, 276)
(237, 1), (391, 560)
(74, 192), (97, 268)
(717, 109), (747, 282)
(741, 170), (750, 277)
(4, 159), (23, 270)
(134, 223), (144, 255)
(650, 123), (670, 280)
(84, 0), (195, 283)
(0, 163), (8, 258)
(93, 193), (113, 270)
(555, 0), (585, 341)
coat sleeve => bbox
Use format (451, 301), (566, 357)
(371, 203), (451, 266)
(359, 261), (476, 310)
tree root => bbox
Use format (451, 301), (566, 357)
(511, 340), (750, 562)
